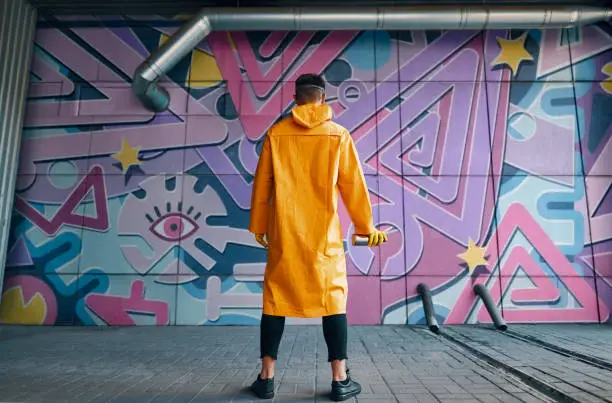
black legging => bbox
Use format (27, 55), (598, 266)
(260, 314), (348, 362)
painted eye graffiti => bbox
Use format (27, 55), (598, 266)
(147, 203), (201, 242)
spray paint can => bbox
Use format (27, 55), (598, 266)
(351, 228), (394, 246)
(352, 234), (370, 246)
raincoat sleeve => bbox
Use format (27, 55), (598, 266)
(248, 135), (274, 234)
(337, 131), (376, 235)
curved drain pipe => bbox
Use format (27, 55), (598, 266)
(416, 283), (440, 333)
(132, 6), (611, 111)
(474, 284), (508, 331)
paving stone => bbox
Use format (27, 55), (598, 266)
(446, 326), (612, 403)
(550, 381), (586, 394)
(472, 394), (503, 403)
(497, 384), (529, 394)
(510, 325), (612, 364)
(437, 398), (473, 402)
(466, 386), (506, 394)
(496, 396), (525, 403)
(387, 384), (428, 394)
(566, 393), (607, 403)
(0, 325), (610, 402)
(506, 393), (551, 403)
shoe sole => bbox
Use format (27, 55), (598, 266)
(330, 385), (361, 401)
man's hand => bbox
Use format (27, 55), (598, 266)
(367, 230), (388, 247)
(255, 233), (269, 249)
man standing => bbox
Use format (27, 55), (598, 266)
(248, 73), (387, 401)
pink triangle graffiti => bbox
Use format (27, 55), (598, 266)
(85, 280), (170, 326)
(476, 247), (561, 318)
(447, 203), (609, 324)
(14, 165), (109, 236)
(208, 31), (359, 140)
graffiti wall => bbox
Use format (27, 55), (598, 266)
(1, 17), (611, 326)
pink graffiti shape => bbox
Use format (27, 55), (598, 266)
(447, 203), (609, 324)
(475, 247), (560, 323)
(28, 52), (75, 97)
(85, 280), (169, 326)
(209, 31), (357, 140)
(14, 165), (109, 236)
(259, 32), (287, 58)
(2, 275), (58, 325)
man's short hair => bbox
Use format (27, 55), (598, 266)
(295, 73), (325, 103)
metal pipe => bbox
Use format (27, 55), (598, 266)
(132, 6), (611, 111)
(473, 284), (507, 331)
(416, 283), (440, 333)
(207, 6), (611, 30)
(132, 10), (211, 111)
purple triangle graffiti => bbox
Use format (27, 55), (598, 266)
(6, 237), (33, 268)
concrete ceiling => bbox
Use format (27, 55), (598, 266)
(29, 0), (612, 15)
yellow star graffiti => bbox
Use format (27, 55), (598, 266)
(491, 33), (534, 77)
(601, 62), (612, 94)
(111, 138), (142, 174)
(457, 238), (488, 274)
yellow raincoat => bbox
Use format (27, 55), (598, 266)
(248, 103), (376, 317)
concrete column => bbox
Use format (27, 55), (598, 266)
(0, 0), (37, 297)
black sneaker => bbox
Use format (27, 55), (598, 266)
(250, 374), (274, 399)
(330, 370), (361, 401)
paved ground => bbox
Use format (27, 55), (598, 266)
(507, 324), (612, 364)
(0, 325), (610, 403)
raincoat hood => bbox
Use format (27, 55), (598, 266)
(291, 103), (333, 129)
